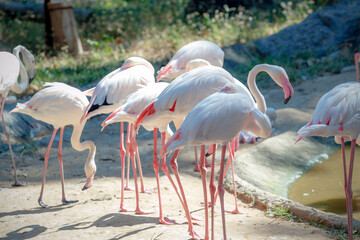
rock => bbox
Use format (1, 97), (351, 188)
(5, 95), (17, 104)
(224, 0), (360, 62)
(255, 0), (360, 58)
(341, 65), (356, 73)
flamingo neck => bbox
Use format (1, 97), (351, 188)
(70, 122), (96, 175)
(11, 46), (29, 94)
(247, 64), (268, 114)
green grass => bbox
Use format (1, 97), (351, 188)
(0, 0), (348, 89)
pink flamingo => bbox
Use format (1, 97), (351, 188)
(157, 40), (224, 82)
(297, 79), (359, 239)
(157, 64), (293, 239)
(80, 57), (155, 205)
(101, 82), (174, 219)
(0, 45), (35, 186)
(11, 82), (96, 208)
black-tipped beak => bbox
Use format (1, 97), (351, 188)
(82, 185), (90, 191)
(29, 75), (35, 84)
(284, 95), (291, 104)
(205, 152), (212, 157)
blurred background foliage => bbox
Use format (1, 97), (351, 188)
(0, 0), (348, 89)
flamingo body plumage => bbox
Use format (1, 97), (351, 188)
(11, 82), (96, 207)
(0, 45), (35, 186)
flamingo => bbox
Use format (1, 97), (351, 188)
(101, 82), (174, 218)
(297, 76), (359, 239)
(80, 57), (155, 204)
(355, 52), (360, 83)
(152, 64), (294, 239)
(157, 40), (224, 82)
(10, 82), (96, 208)
(0, 45), (35, 186)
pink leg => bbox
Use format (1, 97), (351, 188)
(209, 144), (216, 240)
(133, 128), (154, 194)
(38, 128), (57, 208)
(169, 149), (201, 239)
(217, 145), (227, 240)
(130, 126), (152, 215)
(153, 129), (175, 225)
(194, 146), (200, 172)
(345, 139), (356, 239)
(119, 122), (131, 212)
(234, 136), (240, 151)
(200, 145), (209, 240)
(125, 123), (134, 191)
(226, 139), (241, 214)
(1, 98), (23, 186)
(58, 128), (78, 205)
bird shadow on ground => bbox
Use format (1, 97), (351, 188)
(2, 225), (47, 240)
(0, 204), (76, 219)
(57, 212), (176, 239)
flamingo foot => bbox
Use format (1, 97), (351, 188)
(226, 208), (243, 214)
(38, 200), (49, 208)
(124, 186), (135, 191)
(119, 206), (134, 212)
(159, 217), (176, 225)
(141, 187), (157, 194)
(135, 208), (154, 215)
(193, 165), (200, 172)
(12, 180), (26, 187)
(63, 199), (79, 205)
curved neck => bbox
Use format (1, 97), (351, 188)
(247, 64), (268, 114)
(11, 46), (29, 94)
(71, 122), (96, 170)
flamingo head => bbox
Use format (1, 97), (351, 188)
(22, 48), (36, 83)
(120, 57), (154, 75)
(156, 60), (181, 82)
(267, 65), (294, 104)
(101, 107), (122, 131)
(82, 163), (96, 191)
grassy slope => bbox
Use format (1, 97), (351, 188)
(0, 0), (350, 89)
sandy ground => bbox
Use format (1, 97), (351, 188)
(0, 69), (357, 240)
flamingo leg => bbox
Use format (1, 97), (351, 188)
(209, 144), (216, 240)
(1, 97), (23, 186)
(345, 139), (356, 239)
(341, 137), (349, 224)
(194, 146), (200, 172)
(38, 128), (57, 208)
(218, 145), (227, 240)
(200, 145), (209, 240)
(125, 123), (134, 191)
(153, 129), (175, 225)
(119, 122), (131, 212)
(133, 128), (154, 194)
(130, 125), (152, 215)
(169, 149), (201, 239)
(57, 128), (77, 205)
(226, 139), (241, 214)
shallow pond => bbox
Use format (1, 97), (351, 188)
(289, 145), (360, 220)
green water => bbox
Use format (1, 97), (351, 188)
(289, 145), (360, 220)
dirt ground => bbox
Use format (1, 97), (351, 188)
(0, 69), (357, 240)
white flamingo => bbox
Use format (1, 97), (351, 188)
(157, 40), (224, 81)
(0, 45), (35, 186)
(11, 82), (96, 208)
(150, 64), (293, 239)
(297, 67), (359, 240)
(80, 57), (155, 204)
(101, 82), (173, 218)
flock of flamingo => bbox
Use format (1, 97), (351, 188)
(0, 41), (359, 240)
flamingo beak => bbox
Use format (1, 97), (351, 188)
(281, 78), (294, 104)
(82, 172), (95, 191)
